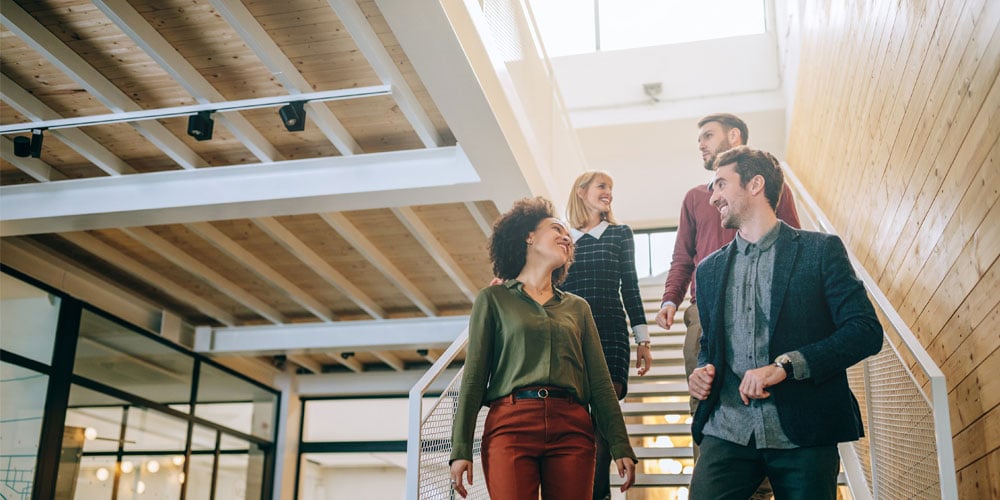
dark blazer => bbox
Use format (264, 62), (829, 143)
(692, 222), (883, 447)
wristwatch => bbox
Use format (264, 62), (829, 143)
(774, 354), (793, 378)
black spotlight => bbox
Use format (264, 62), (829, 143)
(187, 111), (214, 141)
(279, 101), (307, 131)
(13, 129), (44, 158)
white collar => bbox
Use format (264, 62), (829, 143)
(570, 220), (610, 242)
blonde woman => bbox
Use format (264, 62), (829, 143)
(561, 171), (651, 500)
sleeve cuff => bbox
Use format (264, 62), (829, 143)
(785, 351), (810, 380)
(633, 324), (650, 344)
(661, 300), (677, 310)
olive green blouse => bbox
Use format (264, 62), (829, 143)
(450, 280), (637, 464)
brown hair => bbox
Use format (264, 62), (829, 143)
(566, 171), (618, 229)
(713, 146), (784, 210)
(489, 197), (572, 285)
(697, 113), (749, 145)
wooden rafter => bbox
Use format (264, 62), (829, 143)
(372, 351), (405, 372)
(391, 207), (476, 301)
(59, 232), (237, 326)
(91, 0), (283, 164)
(0, 0), (207, 170)
(320, 212), (438, 317)
(252, 217), (386, 319)
(0, 137), (66, 182)
(121, 227), (286, 324)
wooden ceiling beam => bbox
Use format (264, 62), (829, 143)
(465, 202), (494, 238)
(0, 74), (136, 177)
(371, 351), (405, 372)
(59, 232), (237, 326)
(420, 349), (442, 364)
(91, 0), (284, 164)
(121, 227), (286, 324)
(325, 353), (363, 374)
(287, 354), (324, 375)
(186, 221), (336, 322)
(391, 207), (477, 302)
(208, 0), (362, 156)
(0, 0), (207, 170)
(0, 137), (66, 182)
(253, 217), (386, 320)
(325, 0), (442, 148)
(320, 212), (438, 317)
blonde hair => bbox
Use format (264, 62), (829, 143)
(566, 170), (618, 229)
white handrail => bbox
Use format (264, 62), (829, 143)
(783, 162), (958, 499)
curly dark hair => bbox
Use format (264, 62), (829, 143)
(489, 197), (572, 286)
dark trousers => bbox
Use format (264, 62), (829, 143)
(592, 382), (624, 500)
(689, 435), (840, 500)
(482, 395), (596, 500)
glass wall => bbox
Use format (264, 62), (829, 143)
(0, 268), (280, 500)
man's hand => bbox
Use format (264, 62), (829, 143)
(738, 365), (787, 405)
(689, 364), (715, 400)
(450, 460), (473, 498)
(635, 344), (653, 376)
(615, 458), (636, 492)
(655, 303), (677, 329)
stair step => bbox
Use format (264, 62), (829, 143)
(631, 348), (682, 359)
(611, 473), (692, 487)
(633, 336), (683, 347)
(634, 447), (694, 459)
(626, 423), (692, 436)
(620, 402), (690, 416)
(634, 365), (686, 378)
(628, 382), (689, 396)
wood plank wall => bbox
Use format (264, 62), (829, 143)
(786, 1), (999, 497)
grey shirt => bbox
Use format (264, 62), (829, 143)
(702, 222), (799, 449)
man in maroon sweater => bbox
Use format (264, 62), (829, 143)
(655, 113), (801, 411)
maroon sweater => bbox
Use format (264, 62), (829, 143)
(660, 182), (801, 306)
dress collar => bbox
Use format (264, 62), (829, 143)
(570, 220), (610, 242)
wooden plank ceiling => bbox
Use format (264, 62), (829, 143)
(0, 0), (495, 374)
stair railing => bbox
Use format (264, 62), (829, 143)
(783, 163), (958, 499)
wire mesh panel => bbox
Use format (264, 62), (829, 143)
(846, 362), (874, 492)
(417, 368), (489, 499)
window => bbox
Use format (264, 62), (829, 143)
(633, 228), (677, 279)
(529, 0), (767, 57)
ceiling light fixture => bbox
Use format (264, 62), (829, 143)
(279, 101), (307, 132)
(12, 129), (44, 158)
(186, 111), (214, 141)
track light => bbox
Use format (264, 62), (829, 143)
(279, 102), (307, 131)
(13, 129), (44, 158)
(186, 111), (214, 141)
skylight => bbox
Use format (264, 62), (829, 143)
(529, 0), (767, 57)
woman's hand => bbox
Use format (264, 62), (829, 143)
(450, 459), (473, 498)
(615, 457), (636, 491)
(635, 343), (653, 376)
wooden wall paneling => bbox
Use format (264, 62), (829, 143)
(869, 0), (993, 285)
(948, 336), (1000, 435)
(881, 22), (1000, 300)
(952, 403), (1000, 470)
(933, 287), (1000, 390)
(956, 446), (1000, 500)
(896, 134), (1000, 334)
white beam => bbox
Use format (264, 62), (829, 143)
(391, 207), (477, 301)
(92, 0), (282, 164)
(252, 217), (386, 320)
(464, 201), (493, 238)
(375, 0), (540, 207)
(0, 137), (66, 182)
(568, 89), (787, 129)
(296, 368), (461, 397)
(121, 227), (286, 324)
(193, 316), (468, 355)
(209, 0), (362, 155)
(0, 146), (481, 236)
(372, 351), (405, 372)
(0, 74), (135, 176)
(320, 212), (438, 317)
(186, 222), (335, 322)
(57, 232), (237, 326)
(325, 0), (442, 148)
(0, 0), (206, 170)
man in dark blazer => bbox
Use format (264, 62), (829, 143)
(687, 146), (883, 499)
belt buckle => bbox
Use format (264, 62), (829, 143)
(537, 388), (549, 399)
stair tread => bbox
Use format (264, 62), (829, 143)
(626, 423), (692, 435)
(620, 402), (690, 415)
(610, 473), (692, 487)
(634, 447), (694, 459)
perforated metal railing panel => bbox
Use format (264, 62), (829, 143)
(845, 336), (946, 499)
(417, 370), (489, 499)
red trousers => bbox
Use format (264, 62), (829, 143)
(482, 392), (596, 500)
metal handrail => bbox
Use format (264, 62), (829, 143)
(782, 162), (958, 499)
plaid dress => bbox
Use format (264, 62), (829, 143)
(561, 223), (646, 395)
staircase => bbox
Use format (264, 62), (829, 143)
(605, 276), (696, 495)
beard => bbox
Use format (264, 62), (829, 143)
(703, 137), (733, 170)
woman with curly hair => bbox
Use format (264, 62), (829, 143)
(450, 197), (636, 500)
(561, 171), (651, 500)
